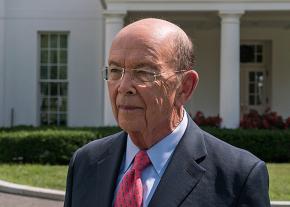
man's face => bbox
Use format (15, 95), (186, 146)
(107, 33), (180, 134)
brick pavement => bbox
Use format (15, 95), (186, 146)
(0, 192), (63, 207)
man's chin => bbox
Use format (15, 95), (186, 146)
(118, 120), (143, 132)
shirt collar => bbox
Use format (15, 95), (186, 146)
(124, 111), (188, 177)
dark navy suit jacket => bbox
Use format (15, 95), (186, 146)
(64, 117), (270, 207)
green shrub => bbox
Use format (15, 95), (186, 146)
(0, 127), (121, 164)
(0, 126), (289, 164)
(203, 127), (290, 163)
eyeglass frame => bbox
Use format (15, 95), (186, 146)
(102, 66), (188, 84)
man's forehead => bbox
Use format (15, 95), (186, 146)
(109, 48), (160, 68)
(109, 18), (179, 67)
(111, 32), (159, 50)
(109, 34), (162, 63)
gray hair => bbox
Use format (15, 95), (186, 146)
(172, 33), (196, 71)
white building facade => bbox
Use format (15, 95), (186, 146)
(0, 0), (105, 127)
(1, 0), (290, 128)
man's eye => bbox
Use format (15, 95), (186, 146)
(108, 67), (123, 80)
(134, 70), (155, 81)
(110, 68), (122, 73)
(136, 70), (151, 75)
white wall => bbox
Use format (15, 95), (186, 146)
(3, 0), (105, 127)
(68, 18), (105, 127)
(271, 29), (290, 118)
(184, 25), (220, 117)
(0, 0), (4, 126)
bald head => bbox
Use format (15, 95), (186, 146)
(110, 18), (195, 71)
(117, 18), (183, 41)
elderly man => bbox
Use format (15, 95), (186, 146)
(64, 18), (270, 207)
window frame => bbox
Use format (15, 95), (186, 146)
(38, 32), (69, 126)
(240, 43), (264, 65)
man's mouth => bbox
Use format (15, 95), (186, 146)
(118, 105), (143, 111)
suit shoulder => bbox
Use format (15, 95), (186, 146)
(197, 129), (268, 199)
(73, 131), (126, 164)
(82, 131), (124, 150)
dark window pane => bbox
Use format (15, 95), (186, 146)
(50, 83), (58, 96)
(40, 66), (48, 79)
(60, 35), (67, 49)
(49, 113), (57, 125)
(240, 45), (255, 63)
(60, 51), (67, 64)
(59, 66), (67, 79)
(50, 50), (58, 64)
(249, 95), (255, 105)
(59, 114), (67, 126)
(50, 98), (58, 112)
(256, 45), (263, 53)
(40, 98), (49, 111)
(40, 83), (49, 96)
(41, 35), (49, 48)
(59, 97), (67, 112)
(249, 83), (255, 93)
(41, 50), (48, 64)
(50, 66), (58, 79)
(257, 55), (263, 63)
(50, 34), (58, 48)
(249, 72), (255, 82)
(40, 112), (48, 125)
(59, 83), (67, 96)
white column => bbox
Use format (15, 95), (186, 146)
(219, 11), (244, 128)
(103, 11), (126, 126)
(0, 0), (5, 127)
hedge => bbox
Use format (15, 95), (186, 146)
(0, 127), (121, 164)
(204, 127), (290, 163)
(0, 126), (289, 164)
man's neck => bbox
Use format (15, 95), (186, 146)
(128, 108), (184, 149)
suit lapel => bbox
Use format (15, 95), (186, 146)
(95, 132), (127, 207)
(149, 118), (207, 207)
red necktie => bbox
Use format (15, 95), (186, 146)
(114, 150), (151, 207)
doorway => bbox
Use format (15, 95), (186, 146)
(240, 41), (271, 115)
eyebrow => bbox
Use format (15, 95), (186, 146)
(133, 63), (153, 68)
(108, 61), (121, 67)
(108, 61), (158, 71)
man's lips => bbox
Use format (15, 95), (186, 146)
(118, 105), (143, 110)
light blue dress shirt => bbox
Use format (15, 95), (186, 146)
(113, 112), (188, 207)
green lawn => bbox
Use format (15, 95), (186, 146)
(267, 163), (290, 201)
(0, 163), (289, 201)
(0, 164), (67, 190)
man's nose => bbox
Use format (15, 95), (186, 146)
(117, 71), (136, 95)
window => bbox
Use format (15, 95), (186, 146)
(248, 71), (264, 106)
(240, 44), (263, 63)
(39, 33), (68, 126)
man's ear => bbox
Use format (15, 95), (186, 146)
(175, 70), (199, 107)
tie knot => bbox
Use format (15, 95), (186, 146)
(133, 150), (151, 172)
